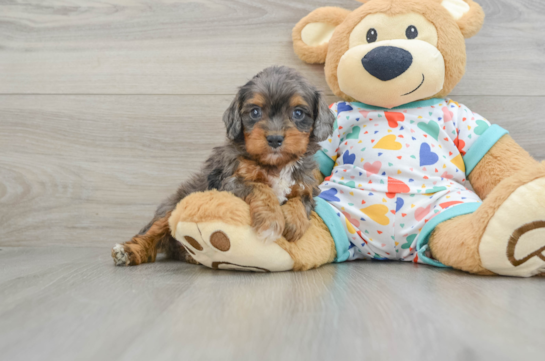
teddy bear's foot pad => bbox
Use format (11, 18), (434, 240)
(480, 178), (545, 277)
(173, 221), (294, 272)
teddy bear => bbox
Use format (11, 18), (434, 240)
(167, 0), (545, 277)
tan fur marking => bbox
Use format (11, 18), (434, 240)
(283, 127), (310, 159)
(246, 183), (285, 238)
(289, 94), (309, 108)
(247, 93), (266, 108)
(235, 158), (270, 183)
(116, 214), (171, 266)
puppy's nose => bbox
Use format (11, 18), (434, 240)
(266, 135), (284, 149)
(361, 46), (413, 81)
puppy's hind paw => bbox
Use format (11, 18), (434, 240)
(111, 244), (130, 266)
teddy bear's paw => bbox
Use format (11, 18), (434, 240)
(172, 221), (294, 272)
(111, 244), (130, 266)
(480, 178), (545, 277)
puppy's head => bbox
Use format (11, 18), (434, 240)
(223, 66), (335, 167)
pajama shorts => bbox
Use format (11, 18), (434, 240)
(314, 186), (481, 265)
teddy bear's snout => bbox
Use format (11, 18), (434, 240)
(361, 46), (413, 81)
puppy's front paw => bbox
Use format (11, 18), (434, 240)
(252, 210), (285, 243)
(281, 199), (311, 242)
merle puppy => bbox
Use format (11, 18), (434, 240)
(112, 66), (335, 266)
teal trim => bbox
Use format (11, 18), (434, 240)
(351, 98), (444, 111)
(315, 150), (335, 177)
(416, 202), (481, 268)
(463, 124), (509, 176)
(314, 197), (350, 263)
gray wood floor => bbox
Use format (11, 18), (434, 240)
(1, 1), (544, 360)
(1, 247), (545, 361)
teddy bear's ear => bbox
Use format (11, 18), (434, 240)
(441, 0), (485, 38)
(292, 7), (351, 64)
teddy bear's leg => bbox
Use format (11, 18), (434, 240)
(168, 190), (337, 272)
(429, 162), (545, 277)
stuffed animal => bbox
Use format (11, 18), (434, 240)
(169, 0), (545, 277)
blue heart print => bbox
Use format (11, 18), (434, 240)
(419, 143), (439, 166)
(337, 102), (353, 114)
(395, 197), (404, 212)
(319, 188), (341, 202)
(342, 150), (356, 165)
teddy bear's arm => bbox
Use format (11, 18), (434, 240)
(468, 135), (539, 199)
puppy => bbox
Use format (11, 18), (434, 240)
(112, 66), (335, 266)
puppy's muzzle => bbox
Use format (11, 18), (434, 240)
(266, 135), (284, 149)
(361, 46), (413, 81)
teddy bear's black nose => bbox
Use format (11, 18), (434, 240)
(361, 46), (413, 81)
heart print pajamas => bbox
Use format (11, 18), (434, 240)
(312, 98), (508, 266)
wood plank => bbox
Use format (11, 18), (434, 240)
(1, 247), (544, 361)
(0, 0), (543, 96)
(1, 95), (544, 247)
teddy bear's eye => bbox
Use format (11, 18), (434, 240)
(366, 28), (377, 43)
(406, 25), (418, 39)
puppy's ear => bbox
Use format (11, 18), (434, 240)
(312, 92), (335, 142)
(222, 96), (243, 140)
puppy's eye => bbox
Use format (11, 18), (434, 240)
(366, 28), (377, 43)
(250, 108), (262, 120)
(292, 109), (305, 121)
(406, 25), (418, 39)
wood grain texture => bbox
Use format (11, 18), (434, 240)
(0, 247), (544, 361)
(0, 0), (543, 96)
(1, 95), (545, 247)
(1, 2), (544, 360)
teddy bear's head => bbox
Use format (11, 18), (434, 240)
(293, 0), (484, 109)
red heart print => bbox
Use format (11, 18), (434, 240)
(388, 177), (410, 194)
(385, 112), (405, 128)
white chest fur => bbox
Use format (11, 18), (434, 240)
(268, 166), (296, 204)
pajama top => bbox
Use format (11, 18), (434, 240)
(313, 98), (508, 266)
